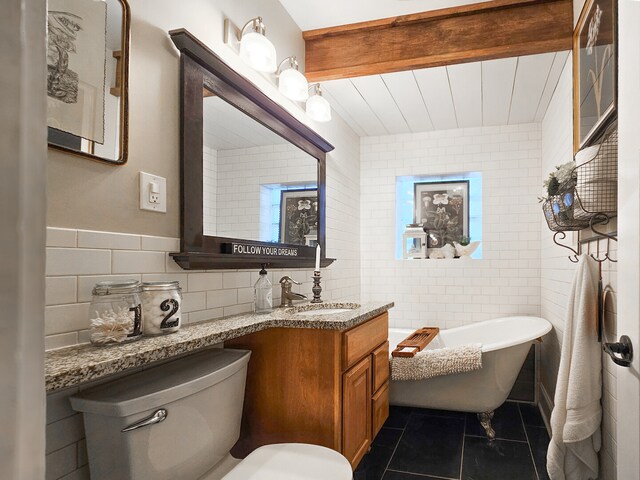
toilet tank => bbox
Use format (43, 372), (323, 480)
(70, 348), (251, 480)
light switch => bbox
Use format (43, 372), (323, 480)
(139, 172), (167, 213)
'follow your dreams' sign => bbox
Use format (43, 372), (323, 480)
(223, 242), (300, 257)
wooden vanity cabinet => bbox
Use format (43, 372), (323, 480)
(225, 312), (389, 469)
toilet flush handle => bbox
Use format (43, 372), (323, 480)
(121, 408), (167, 432)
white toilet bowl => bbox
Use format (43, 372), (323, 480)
(70, 348), (352, 480)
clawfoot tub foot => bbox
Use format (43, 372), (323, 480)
(477, 411), (496, 440)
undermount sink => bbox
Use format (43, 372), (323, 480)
(294, 308), (352, 316)
(285, 303), (361, 317)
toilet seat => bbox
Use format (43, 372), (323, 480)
(221, 443), (353, 480)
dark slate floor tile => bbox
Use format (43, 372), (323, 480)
(354, 428), (404, 480)
(518, 403), (546, 427)
(525, 425), (551, 480)
(383, 470), (449, 480)
(388, 412), (465, 479)
(461, 436), (537, 480)
(410, 406), (467, 420)
(465, 402), (526, 441)
(384, 406), (414, 429)
(508, 381), (535, 402)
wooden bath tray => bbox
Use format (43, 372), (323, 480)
(391, 327), (440, 357)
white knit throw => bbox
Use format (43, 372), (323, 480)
(391, 343), (483, 381)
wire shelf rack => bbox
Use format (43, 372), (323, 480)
(542, 127), (617, 232)
(542, 126), (618, 262)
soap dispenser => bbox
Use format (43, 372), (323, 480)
(254, 264), (273, 314)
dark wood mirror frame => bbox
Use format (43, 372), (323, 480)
(169, 29), (335, 270)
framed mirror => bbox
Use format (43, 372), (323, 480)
(47, 0), (130, 165)
(169, 29), (335, 270)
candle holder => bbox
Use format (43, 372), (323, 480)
(311, 271), (323, 303)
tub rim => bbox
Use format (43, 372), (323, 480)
(389, 316), (552, 353)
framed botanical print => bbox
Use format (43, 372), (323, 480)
(279, 189), (318, 245)
(573, 0), (617, 153)
(414, 181), (469, 248)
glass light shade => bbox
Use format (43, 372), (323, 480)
(239, 31), (277, 73)
(278, 68), (309, 101)
(306, 93), (331, 122)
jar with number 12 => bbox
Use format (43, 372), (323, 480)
(141, 281), (182, 335)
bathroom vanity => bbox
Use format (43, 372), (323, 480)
(225, 310), (390, 468)
(45, 302), (393, 472)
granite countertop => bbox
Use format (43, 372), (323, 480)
(45, 301), (394, 392)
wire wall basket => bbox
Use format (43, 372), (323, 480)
(543, 127), (618, 233)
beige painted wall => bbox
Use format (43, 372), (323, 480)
(47, 0), (311, 237)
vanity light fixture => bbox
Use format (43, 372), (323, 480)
(238, 17), (277, 73)
(306, 83), (331, 122)
(277, 56), (309, 101)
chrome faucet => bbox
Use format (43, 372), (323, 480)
(279, 276), (307, 307)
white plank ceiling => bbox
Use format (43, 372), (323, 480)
(279, 0), (484, 31)
(322, 51), (570, 137)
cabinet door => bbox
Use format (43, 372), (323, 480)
(372, 382), (389, 438)
(372, 341), (390, 392)
(343, 355), (372, 468)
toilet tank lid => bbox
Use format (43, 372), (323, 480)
(70, 348), (251, 417)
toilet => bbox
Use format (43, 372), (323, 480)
(70, 348), (352, 480)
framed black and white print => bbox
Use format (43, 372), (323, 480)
(279, 189), (318, 245)
(47, 0), (131, 165)
(414, 181), (469, 248)
(573, 0), (617, 152)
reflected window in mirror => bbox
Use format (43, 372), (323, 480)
(47, 0), (130, 165)
(202, 90), (318, 246)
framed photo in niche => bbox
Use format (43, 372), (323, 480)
(414, 181), (469, 248)
(279, 189), (318, 245)
(573, 0), (617, 153)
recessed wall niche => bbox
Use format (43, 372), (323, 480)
(396, 173), (482, 260)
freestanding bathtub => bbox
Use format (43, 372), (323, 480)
(389, 316), (552, 430)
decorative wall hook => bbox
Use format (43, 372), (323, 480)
(553, 231), (580, 262)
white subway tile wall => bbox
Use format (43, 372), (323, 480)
(540, 55), (617, 480)
(44, 227), (357, 352)
(213, 143), (317, 240)
(360, 123), (543, 330)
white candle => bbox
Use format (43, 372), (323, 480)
(315, 244), (321, 272)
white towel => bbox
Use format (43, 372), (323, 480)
(547, 254), (602, 480)
(390, 343), (482, 381)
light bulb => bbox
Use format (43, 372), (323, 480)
(306, 91), (331, 122)
(239, 31), (277, 73)
(279, 68), (309, 101)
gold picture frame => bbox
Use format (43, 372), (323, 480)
(573, 0), (617, 154)
(47, 0), (130, 165)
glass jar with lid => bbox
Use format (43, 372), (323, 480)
(89, 281), (143, 345)
(141, 281), (182, 335)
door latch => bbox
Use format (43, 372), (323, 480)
(603, 335), (633, 367)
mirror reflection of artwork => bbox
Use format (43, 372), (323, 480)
(414, 181), (469, 248)
(202, 93), (318, 244)
(575, 0), (616, 149)
(47, 0), (107, 143)
(279, 189), (318, 245)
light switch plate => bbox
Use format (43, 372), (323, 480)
(139, 172), (167, 213)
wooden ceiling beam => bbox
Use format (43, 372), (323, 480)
(303, 0), (573, 82)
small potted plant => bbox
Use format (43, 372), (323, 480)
(539, 161), (577, 224)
